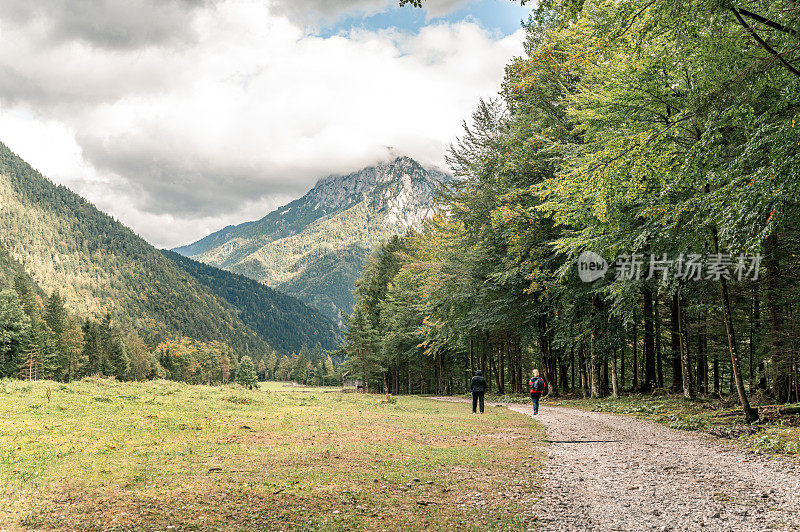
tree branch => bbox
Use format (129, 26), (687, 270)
(736, 7), (798, 38)
(731, 8), (800, 78)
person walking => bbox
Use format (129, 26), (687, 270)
(470, 370), (487, 414)
(529, 369), (546, 415)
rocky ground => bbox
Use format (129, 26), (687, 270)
(437, 398), (800, 531)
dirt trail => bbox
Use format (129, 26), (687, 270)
(436, 398), (800, 531)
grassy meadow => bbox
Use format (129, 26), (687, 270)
(0, 379), (544, 531)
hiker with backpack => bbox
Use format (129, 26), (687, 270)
(470, 370), (487, 414)
(529, 369), (546, 415)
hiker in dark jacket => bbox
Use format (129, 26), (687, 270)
(529, 369), (546, 415)
(470, 370), (487, 414)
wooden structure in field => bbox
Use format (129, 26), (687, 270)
(342, 373), (365, 392)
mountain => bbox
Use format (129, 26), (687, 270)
(0, 141), (323, 357)
(174, 156), (450, 319)
(162, 250), (342, 353)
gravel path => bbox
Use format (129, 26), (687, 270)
(436, 398), (800, 531)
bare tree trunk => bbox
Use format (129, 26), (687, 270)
(678, 290), (695, 399)
(766, 234), (789, 401)
(643, 285), (657, 392)
(654, 296), (663, 389)
(713, 228), (758, 422)
(697, 311), (708, 395)
(633, 311), (639, 392)
(611, 347), (619, 398)
(570, 345), (576, 393)
(408, 357), (412, 395)
(499, 333), (505, 395)
(671, 293), (682, 391)
(489, 334), (501, 394)
(620, 338), (626, 391)
(590, 333), (601, 398)
(579, 342), (588, 398)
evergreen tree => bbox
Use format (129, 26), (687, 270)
(45, 291), (69, 381)
(82, 320), (103, 376)
(257, 358), (267, 381)
(0, 290), (31, 378)
(236, 355), (258, 389)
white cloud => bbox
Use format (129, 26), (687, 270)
(0, 0), (214, 49)
(0, 0), (524, 248)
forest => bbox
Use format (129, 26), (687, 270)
(163, 250), (343, 353)
(346, 0), (800, 420)
(0, 266), (344, 387)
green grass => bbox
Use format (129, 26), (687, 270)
(0, 378), (545, 531)
(550, 394), (800, 458)
(257, 381), (342, 393)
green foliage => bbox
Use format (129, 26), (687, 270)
(0, 290), (30, 378)
(350, 0), (800, 406)
(236, 355), (258, 390)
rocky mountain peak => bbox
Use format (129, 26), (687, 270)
(307, 155), (449, 227)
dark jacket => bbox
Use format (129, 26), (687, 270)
(470, 371), (487, 393)
(530, 377), (546, 394)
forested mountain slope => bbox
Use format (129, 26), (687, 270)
(0, 246), (35, 292)
(174, 156), (449, 318)
(162, 250), (342, 353)
(0, 142), (268, 355)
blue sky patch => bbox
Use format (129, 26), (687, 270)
(314, 0), (533, 38)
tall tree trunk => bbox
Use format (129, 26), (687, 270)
(633, 312), (639, 392)
(559, 354), (568, 396)
(713, 339), (720, 396)
(620, 336), (626, 391)
(548, 335), (560, 397)
(678, 290), (695, 399)
(753, 281), (767, 390)
(481, 331), (487, 386)
(590, 296), (603, 398)
(654, 296), (664, 389)
(519, 336), (525, 395)
(570, 346), (575, 393)
(469, 335), (474, 389)
(590, 334), (601, 398)
(499, 334), (506, 395)
(489, 334), (501, 394)
(408, 357), (412, 395)
(611, 347), (619, 398)
(765, 234), (789, 401)
(578, 342), (588, 398)
(713, 228), (758, 422)
(671, 293), (683, 391)
(749, 284), (757, 391)
(697, 311), (708, 395)
(643, 285), (657, 392)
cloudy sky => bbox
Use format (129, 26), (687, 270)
(0, 0), (530, 248)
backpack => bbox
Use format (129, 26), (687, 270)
(531, 377), (545, 393)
